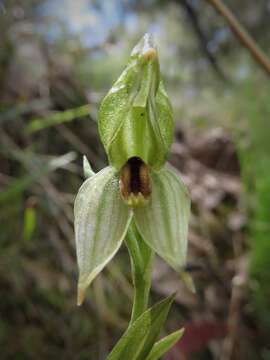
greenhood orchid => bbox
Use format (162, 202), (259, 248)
(74, 34), (190, 305)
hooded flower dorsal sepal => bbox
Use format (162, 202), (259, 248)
(74, 34), (191, 305)
(98, 33), (174, 171)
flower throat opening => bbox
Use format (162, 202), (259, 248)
(120, 157), (151, 207)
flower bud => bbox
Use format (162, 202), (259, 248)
(98, 33), (174, 170)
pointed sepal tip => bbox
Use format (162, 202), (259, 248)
(77, 287), (86, 306)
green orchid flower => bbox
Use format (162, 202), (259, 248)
(74, 34), (190, 305)
(98, 33), (174, 171)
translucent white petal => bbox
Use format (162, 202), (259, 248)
(74, 166), (132, 303)
(134, 166), (190, 271)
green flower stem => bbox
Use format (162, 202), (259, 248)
(125, 221), (154, 324)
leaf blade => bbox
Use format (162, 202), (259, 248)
(146, 329), (184, 360)
(107, 294), (175, 360)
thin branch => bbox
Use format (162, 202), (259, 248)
(206, 0), (270, 76)
(179, 0), (228, 81)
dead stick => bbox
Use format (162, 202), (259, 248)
(206, 0), (270, 76)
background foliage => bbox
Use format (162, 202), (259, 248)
(0, 0), (270, 359)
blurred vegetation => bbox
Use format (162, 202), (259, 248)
(0, 0), (270, 359)
(233, 80), (270, 331)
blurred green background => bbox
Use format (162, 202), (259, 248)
(0, 0), (270, 359)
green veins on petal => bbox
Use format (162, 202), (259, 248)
(74, 166), (132, 305)
(134, 166), (191, 272)
(74, 160), (190, 304)
(74, 35), (191, 326)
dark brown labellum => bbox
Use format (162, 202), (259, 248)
(120, 157), (151, 207)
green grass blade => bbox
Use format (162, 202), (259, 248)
(146, 329), (184, 360)
(26, 104), (92, 133)
(107, 294), (175, 360)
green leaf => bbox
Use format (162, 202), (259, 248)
(98, 34), (173, 170)
(134, 166), (190, 272)
(74, 166), (132, 305)
(146, 329), (184, 360)
(26, 104), (92, 133)
(107, 294), (175, 360)
(180, 271), (196, 294)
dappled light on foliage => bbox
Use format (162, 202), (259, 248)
(0, 1), (270, 359)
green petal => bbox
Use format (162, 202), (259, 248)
(74, 166), (132, 304)
(134, 166), (190, 272)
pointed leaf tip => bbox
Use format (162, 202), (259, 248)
(146, 328), (185, 360)
(180, 272), (196, 294)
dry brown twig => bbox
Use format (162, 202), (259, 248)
(206, 0), (270, 76)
